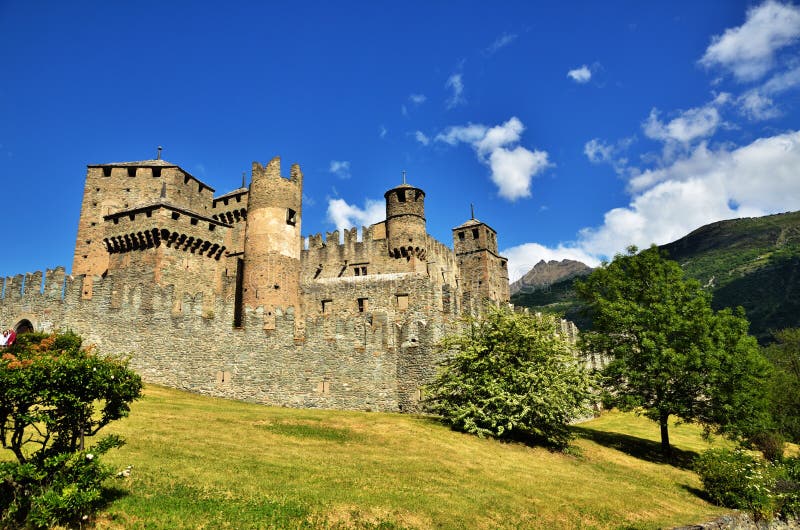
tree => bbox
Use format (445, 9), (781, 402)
(425, 307), (595, 449)
(576, 246), (771, 458)
(764, 328), (800, 442)
(0, 332), (143, 528)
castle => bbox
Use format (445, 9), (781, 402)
(0, 154), (546, 412)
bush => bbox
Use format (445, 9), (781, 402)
(695, 449), (780, 520)
(425, 307), (595, 449)
(0, 332), (142, 528)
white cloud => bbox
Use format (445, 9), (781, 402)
(700, 0), (800, 81)
(414, 130), (430, 146)
(326, 198), (385, 232)
(643, 105), (721, 144)
(584, 137), (635, 177)
(736, 64), (800, 120)
(485, 32), (518, 55)
(379, 125), (387, 138)
(504, 130), (800, 281)
(738, 91), (780, 120)
(329, 160), (351, 179)
(435, 117), (551, 201)
(445, 73), (465, 109)
(567, 65), (592, 84)
(409, 93), (427, 105)
(488, 146), (550, 200)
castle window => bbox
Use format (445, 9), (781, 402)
(458, 231), (465, 240)
(317, 381), (331, 394)
(361, 266), (367, 276)
(95, 187), (100, 192)
(354, 268), (360, 276)
(286, 208), (297, 226)
(127, 167), (136, 178)
(172, 212), (180, 220)
(472, 228), (479, 239)
(152, 167), (161, 178)
(208, 224), (215, 231)
(357, 298), (368, 313)
(322, 299), (333, 315)
(190, 218), (198, 226)
(396, 190), (406, 203)
(396, 294), (409, 310)
(90, 222), (96, 226)
(102, 167), (111, 177)
(146, 210), (152, 218)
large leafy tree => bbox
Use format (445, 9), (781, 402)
(576, 246), (771, 457)
(425, 307), (595, 449)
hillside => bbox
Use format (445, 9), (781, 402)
(82, 385), (728, 529)
(511, 211), (800, 342)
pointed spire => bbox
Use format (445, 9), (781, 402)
(470, 203), (475, 220)
(157, 146), (162, 160)
(402, 170), (407, 185)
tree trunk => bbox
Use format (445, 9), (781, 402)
(659, 410), (671, 459)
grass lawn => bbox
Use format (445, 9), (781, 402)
(81, 385), (730, 529)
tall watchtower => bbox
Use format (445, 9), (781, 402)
(242, 157), (303, 325)
(453, 215), (510, 306)
(384, 180), (427, 267)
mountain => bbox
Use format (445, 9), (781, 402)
(510, 259), (592, 295)
(510, 211), (800, 343)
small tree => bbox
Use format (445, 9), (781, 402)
(576, 246), (772, 458)
(425, 307), (595, 449)
(0, 332), (143, 528)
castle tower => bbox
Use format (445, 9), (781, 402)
(384, 181), (427, 268)
(72, 158), (215, 278)
(242, 156), (303, 324)
(453, 215), (510, 306)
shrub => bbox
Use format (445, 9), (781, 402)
(0, 332), (142, 528)
(425, 307), (595, 449)
(694, 449), (779, 520)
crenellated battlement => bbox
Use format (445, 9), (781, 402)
(251, 156), (303, 186)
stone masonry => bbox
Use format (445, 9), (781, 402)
(0, 154), (539, 412)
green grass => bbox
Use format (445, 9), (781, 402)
(53, 386), (738, 529)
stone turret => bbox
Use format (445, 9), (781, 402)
(384, 182), (427, 267)
(453, 217), (510, 306)
(241, 156), (303, 327)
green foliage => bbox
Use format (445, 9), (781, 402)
(694, 449), (779, 520)
(576, 246), (772, 456)
(695, 449), (800, 521)
(764, 328), (800, 443)
(425, 307), (595, 449)
(0, 332), (143, 528)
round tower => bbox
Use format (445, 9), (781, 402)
(384, 182), (427, 260)
(242, 156), (303, 319)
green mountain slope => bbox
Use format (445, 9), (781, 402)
(511, 211), (800, 342)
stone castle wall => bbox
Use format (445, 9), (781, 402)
(0, 267), (452, 412)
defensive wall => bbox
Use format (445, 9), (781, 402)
(0, 267), (456, 412)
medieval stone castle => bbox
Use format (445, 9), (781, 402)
(0, 154), (569, 412)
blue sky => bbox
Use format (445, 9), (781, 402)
(2, 1), (799, 282)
